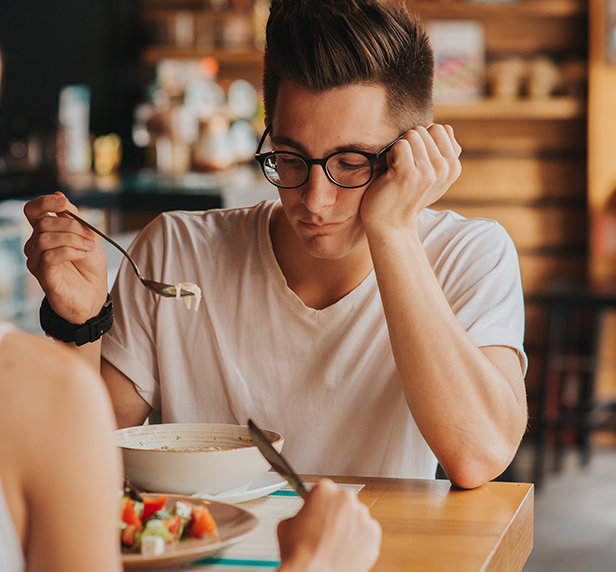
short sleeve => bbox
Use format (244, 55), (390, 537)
(101, 216), (168, 410)
(421, 211), (527, 375)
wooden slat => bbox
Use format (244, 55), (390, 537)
(524, 352), (545, 404)
(140, 0), (203, 5)
(518, 252), (587, 295)
(588, 0), (616, 281)
(588, 0), (616, 212)
(482, 16), (587, 55)
(408, 0), (587, 19)
(412, 2), (587, 54)
(524, 301), (549, 348)
(435, 97), (586, 121)
(448, 118), (587, 153)
(441, 156), (586, 202)
(432, 204), (587, 250)
(141, 46), (263, 66)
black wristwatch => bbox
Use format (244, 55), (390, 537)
(40, 294), (114, 346)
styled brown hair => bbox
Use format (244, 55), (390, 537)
(262, 0), (434, 131)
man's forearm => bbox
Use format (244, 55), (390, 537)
(368, 227), (527, 489)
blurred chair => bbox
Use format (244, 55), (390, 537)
(533, 281), (616, 489)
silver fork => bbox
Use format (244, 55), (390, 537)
(63, 210), (196, 299)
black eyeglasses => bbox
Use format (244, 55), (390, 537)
(254, 125), (405, 189)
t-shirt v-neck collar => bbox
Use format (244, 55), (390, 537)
(259, 200), (376, 321)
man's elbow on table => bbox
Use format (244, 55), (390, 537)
(442, 458), (510, 490)
(440, 434), (526, 489)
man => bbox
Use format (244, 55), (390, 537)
(24, 0), (527, 489)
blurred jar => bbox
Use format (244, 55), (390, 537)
(171, 11), (195, 47)
(220, 0), (254, 49)
(194, 115), (235, 171)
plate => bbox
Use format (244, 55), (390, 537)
(122, 494), (259, 570)
(193, 472), (287, 504)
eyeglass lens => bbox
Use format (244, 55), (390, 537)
(263, 152), (374, 188)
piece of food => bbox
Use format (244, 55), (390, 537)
(120, 494), (218, 555)
(141, 535), (165, 557)
(187, 505), (217, 538)
(175, 282), (202, 312)
(141, 495), (169, 521)
(121, 496), (143, 530)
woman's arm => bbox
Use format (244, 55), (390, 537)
(4, 332), (123, 572)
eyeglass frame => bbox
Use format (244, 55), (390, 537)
(254, 124), (406, 189)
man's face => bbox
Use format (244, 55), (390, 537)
(270, 80), (399, 261)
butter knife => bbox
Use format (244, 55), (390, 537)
(248, 419), (308, 500)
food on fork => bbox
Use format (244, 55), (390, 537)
(176, 282), (202, 311)
(120, 493), (217, 555)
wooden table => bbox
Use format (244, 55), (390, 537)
(328, 476), (534, 572)
(134, 477), (533, 572)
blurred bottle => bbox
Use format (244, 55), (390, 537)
(93, 133), (122, 190)
(57, 85), (91, 174)
(57, 84), (94, 189)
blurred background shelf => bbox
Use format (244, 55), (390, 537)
(435, 96), (586, 120)
(141, 47), (263, 65)
(410, 0), (587, 18)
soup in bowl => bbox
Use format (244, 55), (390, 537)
(115, 423), (284, 495)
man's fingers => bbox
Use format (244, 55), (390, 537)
(424, 124), (459, 157)
(426, 123), (462, 158)
(26, 235), (91, 275)
(24, 214), (96, 273)
(23, 192), (70, 227)
(444, 124), (462, 157)
(35, 222), (97, 252)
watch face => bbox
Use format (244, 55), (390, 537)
(227, 79), (258, 120)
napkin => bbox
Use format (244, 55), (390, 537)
(164, 482), (364, 571)
(192, 481), (252, 501)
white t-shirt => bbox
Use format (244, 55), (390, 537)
(103, 200), (525, 479)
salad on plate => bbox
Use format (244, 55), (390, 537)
(120, 490), (218, 557)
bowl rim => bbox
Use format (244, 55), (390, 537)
(114, 422), (284, 454)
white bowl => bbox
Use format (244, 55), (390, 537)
(115, 423), (283, 495)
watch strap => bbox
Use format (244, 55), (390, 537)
(40, 294), (113, 346)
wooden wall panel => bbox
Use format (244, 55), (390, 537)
(445, 119), (587, 153)
(524, 352), (545, 401)
(588, 0), (616, 214)
(524, 302), (548, 348)
(445, 157), (586, 202)
(433, 204), (587, 250)
(410, 0), (587, 54)
(482, 16), (587, 54)
(519, 253), (587, 295)
(408, 0), (590, 442)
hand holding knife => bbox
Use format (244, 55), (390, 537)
(248, 419), (308, 500)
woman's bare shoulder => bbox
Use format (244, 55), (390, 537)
(0, 331), (115, 445)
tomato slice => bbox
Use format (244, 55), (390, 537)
(121, 524), (139, 547)
(188, 505), (217, 538)
(141, 494), (169, 521)
(164, 514), (183, 540)
(121, 497), (143, 529)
